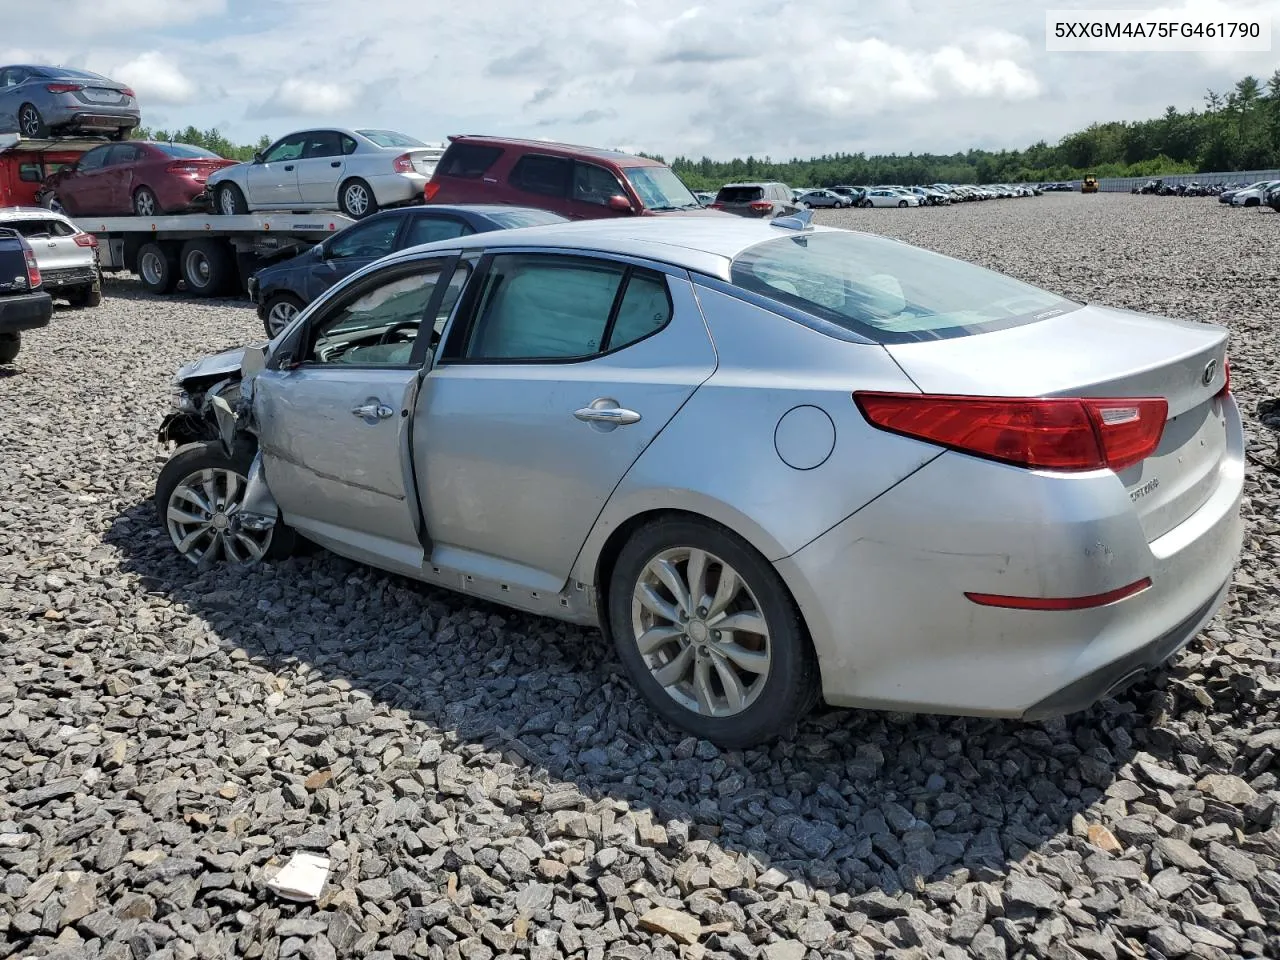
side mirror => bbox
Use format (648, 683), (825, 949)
(607, 194), (634, 213)
(253, 151), (264, 164)
(312, 242), (327, 260)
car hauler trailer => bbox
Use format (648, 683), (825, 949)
(72, 212), (356, 296)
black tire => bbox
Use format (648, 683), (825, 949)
(262, 292), (306, 338)
(155, 440), (295, 566)
(136, 242), (179, 294)
(339, 178), (377, 219)
(898, 200), (908, 207)
(180, 239), (237, 297)
(108, 128), (128, 142)
(18, 103), (46, 138)
(41, 192), (65, 214)
(133, 186), (161, 216)
(216, 183), (248, 215)
(861, 199), (872, 208)
(1245, 198), (1260, 207)
(834, 201), (844, 208)
(607, 516), (819, 748)
(66, 279), (103, 309)
(0, 333), (20, 364)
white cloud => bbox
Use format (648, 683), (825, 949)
(111, 51), (196, 105)
(3, 0), (1279, 159)
(249, 78), (358, 119)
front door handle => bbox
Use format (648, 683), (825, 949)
(284, 164), (294, 171)
(352, 399), (395, 422)
(574, 398), (641, 427)
(330, 161), (341, 168)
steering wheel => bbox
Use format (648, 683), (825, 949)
(375, 320), (419, 346)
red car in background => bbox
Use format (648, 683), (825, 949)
(39, 140), (237, 217)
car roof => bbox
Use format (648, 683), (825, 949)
(0, 205), (74, 221)
(444, 134), (663, 166)
(393, 216), (856, 279)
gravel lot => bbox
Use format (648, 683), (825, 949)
(2, 193), (1278, 960)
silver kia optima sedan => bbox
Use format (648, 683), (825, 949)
(154, 214), (1244, 747)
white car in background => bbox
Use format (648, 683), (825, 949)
(1229, 180), (1280, 207)
(861, 188), (921, 208)
(0, 206), (101, 306)
(208, 128), (445, 220)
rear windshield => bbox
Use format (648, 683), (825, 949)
(41, 68), (107, 81)
(729, 231), (1080, 345)
(717, 186), (765, 203)
(154, 143), (220, 159)
(3, 218), (75, 238)
(437, 144), (504, 179)
(484, 209), (569, 229)
(358, 130), (427, 148)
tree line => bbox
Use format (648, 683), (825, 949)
(132, 71), (1280, 187)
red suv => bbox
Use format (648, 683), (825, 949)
(422, 135), (722, 220)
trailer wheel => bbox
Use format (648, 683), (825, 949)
(137, 242), (179, 294)
(181, 240), (236, 297)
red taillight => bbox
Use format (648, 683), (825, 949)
(965, 577), (1152, 610)
(73, 232), (98, 248)
(121, 87), (135, 98)
(24, 249), (41, 288)
(853, 392), (1167, 473)
(708, 202), (724, 209)
(1220, 358), (1231, 396)
(167, 162), (202, 175)
(46, 82), (84, 94)
(423, 182), (441, 202)
(393, 153), (413, 174)
(748, 200), (773, 212)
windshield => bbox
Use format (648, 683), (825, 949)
(155, 143), (221, 159)
(621, 165), (700, 211)
(485, 209), (568, 229)
(729, 231), (1080, 345)
(357, 129), (427, 148)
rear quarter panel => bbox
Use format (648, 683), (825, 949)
(571, 283), (943, 583)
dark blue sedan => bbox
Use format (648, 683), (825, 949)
(248, 204), (567, 336)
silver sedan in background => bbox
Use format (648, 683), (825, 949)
(796, 189), (849, 208)
(153, 216), (1243, 747)
(208, 127), (445, 220)
(0, 65), (139, 140)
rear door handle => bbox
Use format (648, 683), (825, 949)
(352, 400), (395, 422)
(330, 161), (341, 167)
(284, 164), (294, 171)
(574, 398), (641, 427)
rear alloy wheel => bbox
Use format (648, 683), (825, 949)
(608, 517), (818, 748)
(18, 103), (46, 138)
(180, 239), (236, 297)
(137, 241), (178, 294)
(339, 178), (376, 219)
(898, 200), (908, 207)
(155, 441), (294, 566)
(133, 186), (160, 216)
(217, 183), (248, 215)
(263, 292), (305, 338)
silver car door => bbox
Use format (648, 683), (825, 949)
(252, 253), (462, 575)
(246, 133), (306, 206)
(414, 252), (717, 594)
(295, 130), (344, 205)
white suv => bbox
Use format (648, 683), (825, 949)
(0, 207), (101, 307)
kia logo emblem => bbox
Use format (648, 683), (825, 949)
(1202, 359), (1218, 386)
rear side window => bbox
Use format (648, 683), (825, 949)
(729, 232), (1079, 344)
(717, 186), (764, 203)
(511, 155), (571, 197)
(404, 215), (475, 246)
(437, 144), (504, 179)
(459, 254), (670, 361)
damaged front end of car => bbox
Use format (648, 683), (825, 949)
(157, 342), (281, 536)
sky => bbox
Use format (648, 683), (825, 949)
(3, 0), (1279, 160)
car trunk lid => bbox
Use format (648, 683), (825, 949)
(883, 303), (1230, 542)
(170, 158), (237, 183)
(403, 148), (445, 177)
(74, 83), (130, 106)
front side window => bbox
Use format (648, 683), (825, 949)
(326, 216), (401, 260)
(75, 147), (110, 173)
(306, 265), (443, 366)
(729, 232), (1079, 344)
(572, 163), (626, 206)
(511, 155), (571, 197)
(263, 135), (307, 163)
(106, 143), (142, 166)
(460, 254), (670, 361)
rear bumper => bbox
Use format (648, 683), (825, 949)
(52, 108), (138, 131)
(40, 266), (97, 289)
(775, 395), (1245, 718)
(366, 172), (428, 206)
(0, 290), (54, 333)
